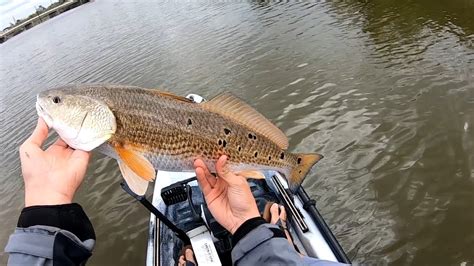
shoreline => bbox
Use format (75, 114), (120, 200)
(0, 0), (91, 44)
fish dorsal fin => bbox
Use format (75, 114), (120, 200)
(202, 92), (289, 149)
(118, 161), (149, 196)
(148, 89), (194, 103)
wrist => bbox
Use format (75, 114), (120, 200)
(230, 214), (260, 234)
(25, 188), (73, 207)
(231, 217), (267, 246)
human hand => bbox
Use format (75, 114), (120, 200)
(19, 118), (91, 207)
(194, 156), (260, 234)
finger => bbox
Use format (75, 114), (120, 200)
(279, 205), (287, 221)
(194, 159), (217, 187)
(195, 166), (212, 195)
(69, 149), (91, 174)
(178, 255), (185, 265)
(215, 155), (233, 182)
(25, 118), (49, 147)
(194, 159), (212, 176)
(270, 203), (280, 224)
(185, 249), (195, 263)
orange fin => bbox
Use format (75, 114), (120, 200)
(148, 89), (193, 103)
(115, 145), (155, 181)
(201, 92), (289, 149)
(236, 170), (266, 180)
(118, 161), (149, 195)
(289, 153), (323, 190)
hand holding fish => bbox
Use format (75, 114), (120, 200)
(19, 118), (91, 207)
(194, 155), (260, 234)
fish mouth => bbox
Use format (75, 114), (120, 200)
(36, 97), (53, 128)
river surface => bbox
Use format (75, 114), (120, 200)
(1, 1), (473, 265)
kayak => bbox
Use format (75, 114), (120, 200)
(143, 170), (350, 265)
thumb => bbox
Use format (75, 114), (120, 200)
(26, 118), (49, 147)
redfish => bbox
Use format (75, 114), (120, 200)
(36, 84), (322, 195)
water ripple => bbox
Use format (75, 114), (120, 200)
(1, 0), (473, 265)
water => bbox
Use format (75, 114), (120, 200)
(1, 1), (473, 265)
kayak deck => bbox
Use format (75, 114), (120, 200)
(145, 170), (349, 265)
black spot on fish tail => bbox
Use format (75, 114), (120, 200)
(280, 152), (285, 159)
(187, 118), (192, 125)
(254, 151), (258, 157)
(223, 140), (227, 147)
(268, 156), (271, 160)
(218, 139), (222, 145)
(238, 146), (242, 152)
(297, 158), (302, 164)
(253, 135), (256, 140)
(224, 128), (231, 135)
(248, 133), (253, 139)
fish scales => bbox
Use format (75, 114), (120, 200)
(81, 86), (293, 172)
(36, 84), (322, 195)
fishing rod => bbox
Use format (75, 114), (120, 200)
(271, 175), (350, 263)
(271, 175), (309, 232)
(120, 182), (191, 245)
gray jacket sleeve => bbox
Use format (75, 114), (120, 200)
(232, 222), (303, 265)
(231, 218), (348, 266)
(4, 203), (96, 266)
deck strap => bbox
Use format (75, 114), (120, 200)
(120, 182), (191, 245)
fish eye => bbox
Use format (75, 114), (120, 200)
(52, 96), (61, 104)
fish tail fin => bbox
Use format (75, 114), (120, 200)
(288, 153), (323, 191)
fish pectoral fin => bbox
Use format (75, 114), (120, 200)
(202, 92), (289, 149)
(118, 161), (149, 196)
(236, 170), (266, 180)
(115, 145), (155, 181)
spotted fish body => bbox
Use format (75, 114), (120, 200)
(36, 84), (322, 195)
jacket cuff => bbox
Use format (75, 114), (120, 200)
(232, 217), (267, 246)
(17, 203), (95, 242)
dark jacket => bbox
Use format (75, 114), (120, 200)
(4, 204), (95, 265)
